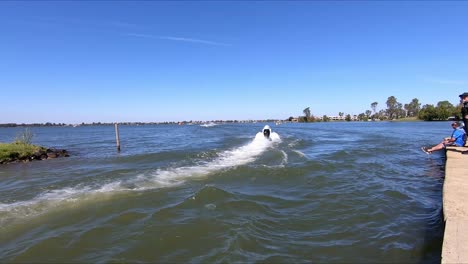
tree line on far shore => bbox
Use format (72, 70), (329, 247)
(1, 95), (462, 127)
(295, 96), (461, 122)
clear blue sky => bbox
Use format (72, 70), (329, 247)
(1, 1), (467, 123)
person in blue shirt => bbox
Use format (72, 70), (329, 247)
(422, 122), (466, 154)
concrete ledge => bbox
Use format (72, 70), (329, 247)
(442, 147), (468, 263)
(442, 218), (468, 264)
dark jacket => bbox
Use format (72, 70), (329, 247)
(462, 102), (468, 119)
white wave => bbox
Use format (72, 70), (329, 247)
(0, 134), (281, 222)
(261, 149), (288, 169)
(0, 183), (129, 224)
(292, 149), (306, 158)
(280, 150), (288, 166)
(288, 139), (300, 148)
(200, 122), (217, 127)
(135, 134), (279, 188)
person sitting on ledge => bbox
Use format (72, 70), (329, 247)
(422, 122), (466, 154)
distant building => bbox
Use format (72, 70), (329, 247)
(328, 116), (346, 121)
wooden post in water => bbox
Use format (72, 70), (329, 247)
(115, 123), (121, 152)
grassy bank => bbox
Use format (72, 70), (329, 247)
(0, 142), (45, 163)
(1, 128), (69, 164)
(390, 117), (422, 122)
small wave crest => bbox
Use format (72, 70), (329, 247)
(292, 150), (306, 158)
(0, 182), (128, 225)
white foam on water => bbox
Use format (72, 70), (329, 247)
(280, 150), (288, 166)
(135, 133), (281, 188)
(292, 149), (306, 158)
(200, 122), (217, 127)
(287, 139), (301, 148)
(0, 183), (128, 224)
(0, 134), (281, 222)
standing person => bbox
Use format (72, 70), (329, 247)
(421, 122), (466, 154)
(460, 92), (468, 136)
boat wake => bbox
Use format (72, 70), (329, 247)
(0, 133), (281, 224)
(200, 122), (217, 127)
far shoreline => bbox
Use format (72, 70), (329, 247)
(0, 117), (459, 128)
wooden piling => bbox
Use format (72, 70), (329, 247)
(115, 123), (121, 152)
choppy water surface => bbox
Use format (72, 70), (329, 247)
(0, 122), (448, 263)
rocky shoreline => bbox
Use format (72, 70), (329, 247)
(0, 148), (69, 164)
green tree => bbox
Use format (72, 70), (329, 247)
(418, 104), (437, 121)
(358, 113), (368, 121)
(371, 102), (378, 115)
(386, 96), (402, 119)
(404, 103), (410, 117)
(436, 101), (455, 120)
(322, 115), (330, 122)
(404, 98), (421, 117)
(397, 102), (406, 118)
(345, 114), (352, 121)
(303, 107), (311, 122)
(418, 101), (457, 121)
(338, 112), (344, 118)
(378, 109), (387, 120)
(365, 110), (372, 118)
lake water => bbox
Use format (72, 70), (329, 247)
(0, 122), (449, 263)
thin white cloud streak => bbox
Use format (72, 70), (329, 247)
(125, 33), (231, 46)
(16, 18), (229, 46)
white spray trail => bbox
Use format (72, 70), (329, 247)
(134, 134), (280, 188)
(200, 122), (217, 127)
(0, 134), (281, 222)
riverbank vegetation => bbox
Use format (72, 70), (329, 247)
(0, 96), (462, 127)
(0, 128), (41, 163)
(298, 96), (461, 122)
(0, 120), (281, 128)
(0, 142), (45, 163)
(0, 128), (69, 164)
